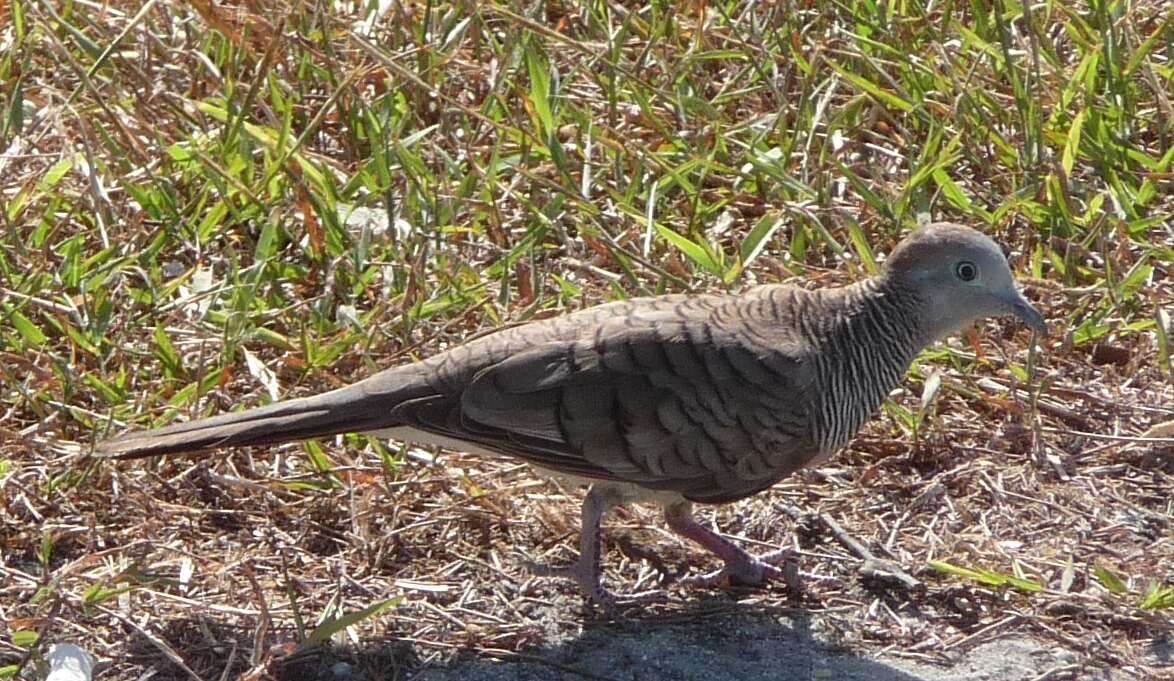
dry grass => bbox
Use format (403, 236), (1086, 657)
(1, 1), (1172, 679)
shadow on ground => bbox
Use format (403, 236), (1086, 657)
(408, 607), (1131, 681)
(112, 602), (1137, 681)
(411, 607), (930, 681)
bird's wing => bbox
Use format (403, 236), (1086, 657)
(392, 311), (820, 503)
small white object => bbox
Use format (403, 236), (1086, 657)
(46, 643), (94, 681)
(706, 208), (738, 240)
(243, 348), (281, 402)
(179, 266), (217, 316)
(830, 129), (846, 152)
(336, 304), (361, 329)
(178, 556), (194, 592)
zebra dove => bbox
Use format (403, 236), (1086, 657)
(98, 223), (1046, 606)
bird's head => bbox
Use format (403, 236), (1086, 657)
(881, 223), (1047, 341)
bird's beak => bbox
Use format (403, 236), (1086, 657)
(1000, 289), (1048, 337)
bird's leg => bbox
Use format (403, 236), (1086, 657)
(525, 487), (657, 609)
(664, 501), (800, 591)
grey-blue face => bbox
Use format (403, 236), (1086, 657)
(883, 223), (1047, 341)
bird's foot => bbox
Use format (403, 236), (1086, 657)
(524, 488), (661, 612)
(665, 501), (802, 593)
(525, 559), (660, 611)
(681, 547), (802, 591)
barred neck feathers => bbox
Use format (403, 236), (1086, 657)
(809, 278), (927, 453)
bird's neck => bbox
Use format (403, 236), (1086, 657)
(809, 276), (929, 452)
(842, 275), (936, 352)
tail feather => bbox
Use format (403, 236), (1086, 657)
(97, 370), (425, 459)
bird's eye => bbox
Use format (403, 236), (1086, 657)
(955, 261), (978, 281)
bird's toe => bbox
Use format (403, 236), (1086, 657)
(684, 548), (802, 592)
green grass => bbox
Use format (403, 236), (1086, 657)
(1, 0), (1171, 678)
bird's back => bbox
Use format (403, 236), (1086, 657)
(381, 285), (829, 502)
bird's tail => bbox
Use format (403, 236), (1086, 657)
(96, 369), (426, 459)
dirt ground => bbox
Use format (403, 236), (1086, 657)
(411, 616), (1155, 681)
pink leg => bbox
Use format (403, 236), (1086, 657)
(526, 488), (657, 609)
(665, 501), (800, 591)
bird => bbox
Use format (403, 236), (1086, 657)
(98, 223), (1047, 607)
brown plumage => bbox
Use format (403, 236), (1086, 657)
(98, 223), (1046, 606)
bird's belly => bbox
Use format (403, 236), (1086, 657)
(365, 427), (684, 506)
(540, 472), (686, 507)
